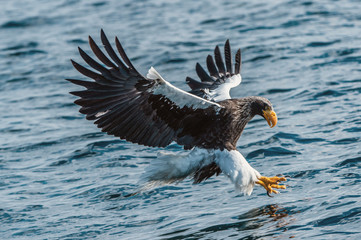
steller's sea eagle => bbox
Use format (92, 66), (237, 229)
(67, 30), (286, 197)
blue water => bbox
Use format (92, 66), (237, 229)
(1, 0), (361, 239)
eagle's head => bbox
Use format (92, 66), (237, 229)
(250, 96), (278, 128)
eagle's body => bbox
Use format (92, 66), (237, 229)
(68, 30), (286, 196)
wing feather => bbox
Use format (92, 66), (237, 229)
(224, 39), (232, 74)
(68, 30), (225, 149)
(88, 36), (117, 69)
(115, 36), (136, 70)
(196, 63), (214, 83)
(185, 76), (212, 90)
(186, 40), (242, 101)
(214, 46), (226, 75)
(70, 60), (120, 86)
(235, 49), (241, 74)
(100, 29), (129, 74)
(206, 55), (219, 78)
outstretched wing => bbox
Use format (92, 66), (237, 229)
(67, 30), (225, 149)
(186, 40), (242, 102)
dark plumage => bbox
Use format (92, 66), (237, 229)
(67, 30), (278, 185)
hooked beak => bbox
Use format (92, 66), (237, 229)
(262, 109), (277, 128)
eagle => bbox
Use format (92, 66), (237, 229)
(67, 30), (286, 197)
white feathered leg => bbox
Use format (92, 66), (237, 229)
(215, 149), (261, 195)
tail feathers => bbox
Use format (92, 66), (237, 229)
(141, 151), (192, 184)
(140, 149), (214, 185)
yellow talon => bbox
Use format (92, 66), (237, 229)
(271, 184), (286, 189)
(256, 175), (287, 197)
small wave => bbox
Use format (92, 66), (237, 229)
(22, 205), (45, 212)
(307, 40), (341, 48)
(11, 140), (59, 152)
(229, 23), (246, 30)
(49, 159), (71, 167)
(288, 168), (325, 179)
(246, 147), (300, 159)
(325, 201), (357, 210)
(2, 42), (38, 51)
(200, 17), (230, 25)
(340, 79), (361, 84)
(165, 58), (187, 63)
(333, 156), (361, 168)
(67, 39), (87, 45)
(168, 41), (199, 47)
(306, 10), (333, 16)
(0, 127), (30, 133)
(247, 54), (273, 62)
(274, 132), (325, 144)
(291, 109), (313, 115)
(6, 77), (30, 83)
(336, 48), (359, 57)
(341, 56), (361, 64)
(330, 138), (359, 145)
(313, 90), (345, 99)
(92, 1), (107, 7)
(8, 50), (47, 57)
(281, 19), (311, 28)
(312, 207), (361, 227)
(343, 127), (361, 133)
(238, 26), (275, 33)
(264, 88), (295, 94)
(1, 16), (54, 29)
(339, 195), (361, 200)
(67, 147), (97, 160)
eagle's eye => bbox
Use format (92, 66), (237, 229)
(264, 105), (271, 111)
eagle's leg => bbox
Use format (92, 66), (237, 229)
(256, 176), (286, 197)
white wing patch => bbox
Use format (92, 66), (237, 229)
(146, 66), (165, 81)
(210, 74), (242, 101)
(147, 67), (222, 110)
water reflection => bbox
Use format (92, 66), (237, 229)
(259, 204), (296, 229)
(161, 204), (297, 239)
(235, 204), (296, 233)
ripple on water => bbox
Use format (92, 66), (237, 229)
(1, 16), (56, 28)
(2, 42), (38, 51)
(306, 40), (341, 48)
(7, 50), (47, 57)
(333, 156), (361, 168)
(312, 207), (361, 227)
(263, 88), (296, 95)
(273, 132), (325, 144)
(288, 168), (325, 179)
(246, 147), (300, 159)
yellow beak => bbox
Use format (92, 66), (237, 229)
(262, 109), (277, 128)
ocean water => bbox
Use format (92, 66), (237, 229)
(1, 0), (361, 239)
